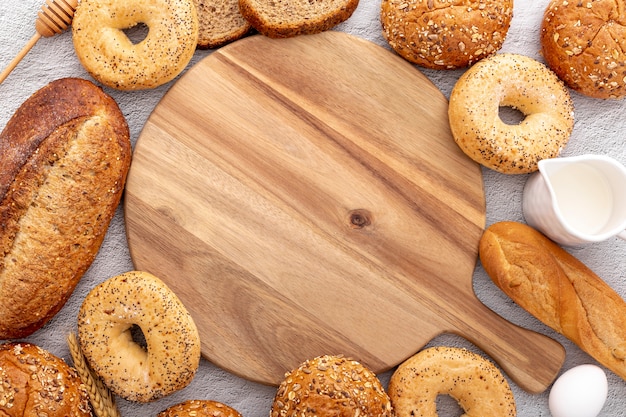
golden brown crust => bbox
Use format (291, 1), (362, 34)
(270, 355), (392, 417)
(381, 0), (513, 70)
(389, 346), (516, 417)
(238, 0), (359, 38)
(78, 271), (201, 403)
(448, 53), (574, 174)
(479, 221), (626, 381)
(541, 0), (626, 99)
(0, 78), (131, 339)
(158, 400), (243, 417)
(72, 0), (199, 90)
(0, 342), (94, 417)
(194, 0), (251, 49)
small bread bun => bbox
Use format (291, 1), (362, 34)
(271, 355), (392, 417)
(0, 342), (93, 416)
(541, 0), (626, 99)
(158, 400), (243, 417)
(381, 0), (514, 69)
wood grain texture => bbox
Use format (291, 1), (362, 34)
(124, 31), (565, 392)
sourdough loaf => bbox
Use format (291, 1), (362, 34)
(238, 0), (359, 38)
(479, 221), (626, 380)
(0, 78), (131, 339)
(194, 0), (251, 48)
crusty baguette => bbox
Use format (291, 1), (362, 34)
(193, 0), (251, 49)
(238, 0), (359, 38)
(479, 221), (626, 380)
(0, 78), (131, 339)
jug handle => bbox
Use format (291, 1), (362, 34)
(618, 230), (626, 241)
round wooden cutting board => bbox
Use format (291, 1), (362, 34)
(125, 31), (564, 393)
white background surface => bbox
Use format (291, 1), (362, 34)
(1, 0), (626, 415)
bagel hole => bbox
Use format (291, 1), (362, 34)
(123, 23), (149, 44)
(499, 105), (526, 125)
(130, 324), (148, 350)
(437, 395), (464, 416)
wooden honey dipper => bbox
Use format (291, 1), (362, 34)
(0, 0), (78, 84)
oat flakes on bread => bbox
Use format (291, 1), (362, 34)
(0, 342), (94, 416)
(541, 0), (626, 99)
(238, 0), (359, 38)
(193, 0), (251, 48)
(0, 78), (131, 339)
(479, 221), (626, 381)
(381, 0), (513, 69)
(271, 355), (392, 417)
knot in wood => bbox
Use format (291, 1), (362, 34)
(348, 209), (372, 229)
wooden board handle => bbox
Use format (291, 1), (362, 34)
(452, 301), (565, 394)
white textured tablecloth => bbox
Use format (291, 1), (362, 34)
(1, 0), (626, 415)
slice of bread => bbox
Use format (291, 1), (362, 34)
(194, 0), (252, 49)
(238, 0), (359, 38)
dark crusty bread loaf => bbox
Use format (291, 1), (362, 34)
(0, 342), (94, 416)
(479, 221), (626, 380)
(193, 0), (251, 48)
(238, 0), (359, 38)
(541, 0), (626, 99)
(0, 78), (131, 339)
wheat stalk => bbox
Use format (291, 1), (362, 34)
(67, 332), (122, 417)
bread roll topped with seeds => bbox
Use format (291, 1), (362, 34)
(381, 0), (513, 69)
(0, 342), (93, 417)
(271, 355), (392, 417)
(541, 0), (626, 99)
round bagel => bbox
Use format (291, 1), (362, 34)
(541, 0), (626, 99)
(158, 400), (243, 417)
(381, 0), (513, 69)
(72, 0), (199, 90)
(77, 271), (201, 402)
(388, 346), (516, 417)
(271, 355), (392, 417)
(448, 53), (574, 174)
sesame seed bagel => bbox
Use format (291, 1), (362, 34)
(381, 0), (513, 70)
(158, 400), (243, 417)
(389, 346), (516, 417)
(77, 271), (201, 403)
(72, 0), (198, 90)
(448, 53), (574, 174)
(271, 355), (392, 417)
(541, 0), (626, 99)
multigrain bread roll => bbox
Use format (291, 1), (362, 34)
(541, 0), (626, 99)
(0, 78), (131, 339)
(271, 355), (392, 417)
(479, 221), (626, 380)
(0, 342), (94, 416)
(158, 400), (243, 417)
(381, 0), (514, 69)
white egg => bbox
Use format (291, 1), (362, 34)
(549, 364), (608, 417)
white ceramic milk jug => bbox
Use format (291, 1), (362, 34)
(522, 154), (626, 246)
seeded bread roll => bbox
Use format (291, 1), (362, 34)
(193, 0), (251, 48)
(238, 0), (359, 38)
(0, 342), (93, 416)
(0, 78), (131, 339)
(158, 400), (243, 417)
(381, 0), (513, 69)
(541, 0), (626, 99)
(271, 355), (392, 417)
